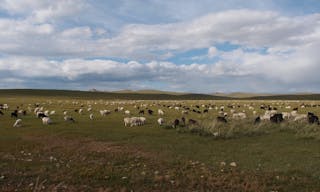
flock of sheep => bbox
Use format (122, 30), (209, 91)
(1, 100), (319, 129)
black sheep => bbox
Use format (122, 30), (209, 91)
(270, 113), (284, 123)
(217, 116), (227, 123)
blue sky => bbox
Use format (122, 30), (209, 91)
(0, 0), (319, 93)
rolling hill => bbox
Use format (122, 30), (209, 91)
(0, 89), (320, 100)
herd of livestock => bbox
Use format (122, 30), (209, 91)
(0, 100), (319, 128)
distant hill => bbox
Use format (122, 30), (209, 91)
(0, 89), (229, 100)
(248, 94), (320, 100)
(212, 92), (274, 98)
(112, 89), (187, 95)
(1, 89), (320, 100)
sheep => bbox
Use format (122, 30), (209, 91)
(124, 117), (131, 127)
(232, 112), (247, 120)
(181, 117), (186, 126)
(50, 110), (56, 115)
(158, 109), (164, 115)
(64, 116), (75, 123)
(181, 110), (188, 115)
(157, 118), (164, 126)
(89, 113), (94, 120)
(254, 116), (261, 124)
(79, 108), (83, 114)
(37, 112), (47, 119)
(217, 116), (227, 123)
(188, 119), (198, 125)
(148, 109), (153, 115)
(294, 114), (307, 121)
(11, 111), (18, 118)
(124, 110), (130, 115)
(270, 113), (284, 123)
(307, 112), (319, 124)
(124, 117), (146, 127)
(139, 110), (144, 115)
(172, 119), (180, 128)
(100, 110), (111, 116)
(138, 117), (146, 125)
(42, 117), (52, 125)
(13, 119), (22, 127)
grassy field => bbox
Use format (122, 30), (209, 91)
(1, 91), (320, 191)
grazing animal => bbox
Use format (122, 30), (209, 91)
(139, 110), (144, 115)
(64, 116), (75, 123)
(181, 117), (186, 125)
(13, 119), (22, 127)
(124, 117), (146, 127)
(294, 114), (307, 121)
(217, 116), (227, 123)
(124, 117), (131, 127)
(148, 109), (153, 115)
(124, 110), (130, 115)
(307, 112), (319, 124)
(157, 118), (164, 125)
(89, 113), (94, 120)
(11, 110), (18, 118)
(232, 112), (247, 119)
(188, 119), (198, 125)
(42, 117), (52, 125)
(203, 109), (209, 113)
(172, 119), (180, 128)
(100, 110), (111, 116)
(37, 112), (47, 119)
(270, 113), (284, 123)
(254, 116), (261, 124)
(181, 110), (188, 115)
(158, 109), (164, 115)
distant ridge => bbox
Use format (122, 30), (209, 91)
(0, 89), (228, 100)
(1, 89), (320, 100)
(212, 92), (274, 98)
(112, 89), (187, 95)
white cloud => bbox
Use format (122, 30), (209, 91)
(0, 4), (319, 92)
(208, 47), (218, 58)
(0, 9), (319, 60)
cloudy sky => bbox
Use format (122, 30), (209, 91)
(0, 0), (319, 93)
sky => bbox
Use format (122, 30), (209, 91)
(0, 0), (319, 93)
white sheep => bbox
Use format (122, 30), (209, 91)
(100, 110), (110, 116)
(158, 109), (164, 115)
(42, 117), (52, 125)
(294, 114), (307, 121)
(124, 110), (130, 115)
(13, 119), (22, 127)
(89, 113), (94, 120)
(157, 118), (164, 125)
(232, 112), (247, 119)
(124, 117), (132, 127)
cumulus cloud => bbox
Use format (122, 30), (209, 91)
(0, 9), (319, 59)
(0, 2), (319, 92)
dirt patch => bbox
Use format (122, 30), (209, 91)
(22, 134), (156, 159)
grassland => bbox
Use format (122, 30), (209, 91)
(1, 90), (320, 191)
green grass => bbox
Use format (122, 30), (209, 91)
(1, 94), (320, 191)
